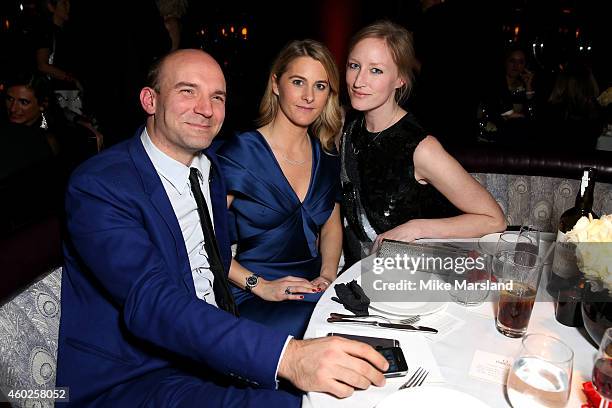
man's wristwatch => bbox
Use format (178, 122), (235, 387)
(245, 274), (259, 292)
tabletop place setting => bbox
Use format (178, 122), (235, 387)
(303, 214), (612, 408)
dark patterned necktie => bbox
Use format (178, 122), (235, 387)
(189, 168), (237, 315)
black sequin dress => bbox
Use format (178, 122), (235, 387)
(340, 111), (459, 268)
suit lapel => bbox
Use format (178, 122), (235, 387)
(127, 131), (195, 295)
(203, 148), (232, 273)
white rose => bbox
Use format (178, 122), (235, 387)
(567, 214), (612, 243)
(568, 214), (612, 289)
(566, 216), (591, 242)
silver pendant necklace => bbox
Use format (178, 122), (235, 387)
(367, 119), (387, 143)
(278, 153), (308, 166)
(365, 112), (398, 142)
(353, 113), (398, 156)
(269, 140), (310, 166)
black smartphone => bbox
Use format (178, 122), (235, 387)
(378, 346), (409, 378)
(327, 333), (399, 350)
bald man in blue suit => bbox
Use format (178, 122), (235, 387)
(56, 49), (387, 406)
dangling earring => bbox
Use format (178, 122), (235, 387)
(40, 112), (48, 129)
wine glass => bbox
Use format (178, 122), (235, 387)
(593, 328), (612, 408)
(506, 333), (573, 407)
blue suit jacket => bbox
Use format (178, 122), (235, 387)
(56, 130), (291, 406)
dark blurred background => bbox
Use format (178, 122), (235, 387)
(1, 0), (610, 145)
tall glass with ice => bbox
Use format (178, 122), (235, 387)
(493, 250), (543, 338)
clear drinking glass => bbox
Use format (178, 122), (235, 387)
(449, 250), (492, 307)
(496, 227), (539, 256)
(496, 232), (531, 255)
(493, 250), (543, 338)
(518, 225), (540, 256)
(507, 333), (573, 408)
(593, 328), (612, 408)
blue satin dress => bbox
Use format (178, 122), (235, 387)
(217, 131), (340, 338)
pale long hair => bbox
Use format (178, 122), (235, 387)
(348, 20), (417, 104)
(257, 39), (341, 152)
(548, 61), (600, 119)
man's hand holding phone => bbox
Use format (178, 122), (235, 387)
(278, 337), (389, 398)
(378, 347), (409, 378)
(327, 333), (409, 378)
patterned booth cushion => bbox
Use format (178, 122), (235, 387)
(472, 173), (612, 231)
(0, 267), (61, 408)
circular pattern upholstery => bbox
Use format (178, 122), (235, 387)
(30, 348), (56, 385)
(37, 293), (59, 319)
(558, 181), (574, 198)
(513, 177), (529, 194)
(0, 268), (61, 408)
(533, 200), (552, 223)
(473, 173), (612, 232)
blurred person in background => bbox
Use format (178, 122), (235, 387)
(478, 46), (539, 144)
(155, 0), (188, 51)
(539, 59), (603, 150)
(1, 73), (59, 233)
(34, 0), (81, 92)
(3, 72), (101, 176)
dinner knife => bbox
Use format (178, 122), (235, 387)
(328, 313), (420, 324)
(330, 312), (371, 318)
(327, 317), (438, 333)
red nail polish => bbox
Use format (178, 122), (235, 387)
(317, 288), (322, 292)
(312, 289), (317, 292)
(299, 296), (304, 299)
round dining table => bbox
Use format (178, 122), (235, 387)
(302, 236), (594, 408)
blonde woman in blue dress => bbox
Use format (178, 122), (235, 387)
(218, 40), (342, 337)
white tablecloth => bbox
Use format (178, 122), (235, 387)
(303, 238), (593, 408)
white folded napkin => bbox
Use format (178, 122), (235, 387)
(303, 328), (445, 408)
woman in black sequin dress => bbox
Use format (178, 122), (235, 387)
(340, 21), (506, 267)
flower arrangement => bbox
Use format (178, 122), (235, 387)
(566, 214), (612, 290)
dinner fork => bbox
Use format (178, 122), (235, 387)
(398, 367), (429, 389)
(329, 313), (420, 325)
